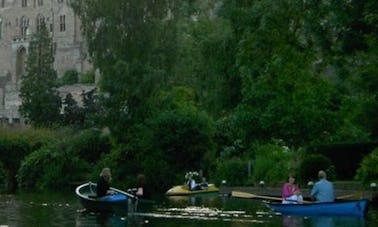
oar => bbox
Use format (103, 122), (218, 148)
(336, 191), (363, 200)
(231, 191), (312, 204)
(111, 187), (138, 200)
(231, 191), (282, 201)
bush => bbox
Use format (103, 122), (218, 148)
(355, 147), (378, 185)
(61, 69), (79, 85)
(147, 107), (214, 175)
(210, 158), (249, 186)
(0, 127), (58, 192)
(251, 144), (297, 186)
(71, 128), (111, 163)
(17, 143), (90, 191)
(300, 154), (335, 182)
(0, 162), (5, 190)
(16, 129), (107, 191)
(80, 69), (95, 84)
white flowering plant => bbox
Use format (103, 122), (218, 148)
(185, 171), (199, 180)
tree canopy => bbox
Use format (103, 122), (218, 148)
(19, 24), (61, 127)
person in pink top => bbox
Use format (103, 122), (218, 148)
(282, 174), (303, 204)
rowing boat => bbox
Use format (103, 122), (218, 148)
(166, 184), (219, 196)
(267, 199), (368, 217)
(75, 182), (137, 212)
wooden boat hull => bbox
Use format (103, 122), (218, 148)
(166, 184), (219, 196)
(267, 199), (368, 217)
(75, 182), (135, 212)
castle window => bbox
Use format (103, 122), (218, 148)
(52, 42), (57, 55)
(59, 15), (65, 32)
(36, 14), (45, 32)
(38, 0), (43, 6)
(22, 0), (27, 7)
(57, 0), (63, 3)
(1, 0), (5, 8)
(0, 18), (2, 39)
(20, 16), (29, 36)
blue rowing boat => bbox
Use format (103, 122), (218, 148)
(75, 182), (137, 212)
(267, 199), (368, 217)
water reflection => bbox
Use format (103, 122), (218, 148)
(282, 215), (304, 227)
(0, 192), (376, 226)
(279, 215), (366, 227)
(308, 216), (366, 227)
(134, 206), (269, 225)
(77, 210), (127, 226)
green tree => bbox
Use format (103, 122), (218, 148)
(70, 0), (183, 141)
(19, 24), (61, 127)
(173, 4), (241, 116)
(60, 69), (79, 85)
(62, 93), (84, 126)
(355, 147), (378, 185)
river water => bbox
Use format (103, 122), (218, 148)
(0, 192), (376, 226)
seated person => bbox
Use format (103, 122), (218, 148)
(282, 174), (303, 204)
(96, 167), (114, 197)
(127, 174), (150, 199)
(198, 177), (209, 189)
(187, 175), (200, 191)
(311, 170), (335, 203)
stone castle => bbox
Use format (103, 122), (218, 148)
(0, 0), (91, 125)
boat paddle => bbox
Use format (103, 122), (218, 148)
(336, 191), (363, 200)
(231, 191), (312, 204)
(112, 187), (138, 201)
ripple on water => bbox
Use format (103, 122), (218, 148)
(133, 206), (267, 224)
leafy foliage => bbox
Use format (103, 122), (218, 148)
(62, 93), (84, 125)
(17, 129), (108, 191)
(211, 158), (248, 186)
(70, 0), (183, 141)
(19, 24), (61, 127)
(25, 0), (374, 191)
(300, 154), (335, 182)
(80, 69), (96, 84)
(251, 144), (298, 186)
(0, 128), (58, 191)
(60, 70), (79, 85)
(355, 148), (378, 185)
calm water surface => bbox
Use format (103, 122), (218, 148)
(0, 192), (376, 226)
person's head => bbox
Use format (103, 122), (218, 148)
(100, 167), (112, 182)
(318, 170), (327, 179)
(287, 174), (296, 184)
(137, 174), (146, 186)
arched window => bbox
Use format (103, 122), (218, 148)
(22, 0), (27, 7)
(36, 14), (45, 32)
(20, 16), (29, 36)
(0, 18), (2, 39)
(16, 47), (27, 83)
(38, 0), (43, 6)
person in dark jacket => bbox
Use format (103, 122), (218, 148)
(96, 167), (114, 197)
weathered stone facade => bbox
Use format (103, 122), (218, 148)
(0, 0), (91, 125)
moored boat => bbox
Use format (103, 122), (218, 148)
(75, 182), (137, 212)
(166, 184), (219, 196)
(267, 199), (368, 217)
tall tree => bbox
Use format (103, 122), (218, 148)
(19, 24), (61, 127)
(70, 0), (182, 141)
